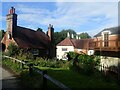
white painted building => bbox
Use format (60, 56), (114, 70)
(57, 46), (74, 60)
(56, 38), (94, 60)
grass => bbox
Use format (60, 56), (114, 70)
(37, 67), (120, 89)
(2, 57), (120, 89)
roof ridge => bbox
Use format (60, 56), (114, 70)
(17, 26), (36, 32)
(69, 38), (75, 47)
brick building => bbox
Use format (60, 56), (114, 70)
(1, 7), (55, 58)
(93, 26), (120, 57)
(92, 26), (120, 67)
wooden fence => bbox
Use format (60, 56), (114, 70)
(99, 64), (120, 81)
(2, 55), (71, 90)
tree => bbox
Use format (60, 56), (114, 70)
(0, 30), (5, 38)
(7, 43), (20, 56)
(53, 29), (76, 45)
(53, 30), (91, 45)
(78, 32), (91, 39)
(37, 28), (43, 32)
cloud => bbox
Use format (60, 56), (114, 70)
(2, 0), (119, 2)
(10, 2), (118, 36)
(0, 16), (6, 29)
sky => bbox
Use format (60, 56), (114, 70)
(0, 0), (119, 37)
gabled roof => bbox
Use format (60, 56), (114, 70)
(13, 26), (50, 49)
(71, 39), (92, 49)
(57, 38), (74, 46)
(57, 38), (93, 49)
(94, 26), (120, 37)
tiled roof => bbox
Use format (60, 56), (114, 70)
(71, 39), (92, 49)
(13, 26), (50, 49)
(57, 38), (93, 49)
(94, 26), (120, 37)
(57, 38), (74, 46)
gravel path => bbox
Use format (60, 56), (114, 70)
(0, 66), (23, 89)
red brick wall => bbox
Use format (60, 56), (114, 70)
(1, 33), (17, 51)
(94, 35), (119, 47)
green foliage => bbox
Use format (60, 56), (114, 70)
(37, 28), (43, 32)
(78, 32), (91, 39)
(2, 54), (119, 89)
(33, 57), (69, 69)
(2, 57), (22, 73)
(68, 52), (100, 74)
(54, 29), (76, 45)
(7, 43), (20, 56)
(0, 30), (5, 38)
(68, 52), (78, 59)
(54, 29), (91, 45)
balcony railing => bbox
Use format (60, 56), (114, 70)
(89, 40), (120, 51)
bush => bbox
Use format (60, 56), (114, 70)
(7, 43), (20, 56)
(32, 57), (69, 69)
(68, 52), (100, 74)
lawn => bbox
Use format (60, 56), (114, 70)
(37, 67), (120, 89)
(2, 56), (120, 89)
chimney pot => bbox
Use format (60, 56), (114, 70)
(9, 7), (15, 14)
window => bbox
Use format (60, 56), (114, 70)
(32, 49), (39, 55)
(62, 48), (67, 51)
(103, 32), (109, 47)
(8, 31), (12, 39)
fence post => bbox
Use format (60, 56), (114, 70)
(103, 64), (104, 73)
(21, 60), (24, 69)
(29, 63), (33, 76)
(42, 70), (47, 90)
(100, 65), (102, 72)
(118, 64), (120, 84)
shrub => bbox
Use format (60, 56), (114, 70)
(68, 52), (100, 74)
(7, 43), (20, 56)
(68, 52), (78, 59)
(32, 57), (69, 69)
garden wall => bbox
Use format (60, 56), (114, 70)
(100, 56), (120, 67)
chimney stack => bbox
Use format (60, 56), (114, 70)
(6, 7), (17, 37)
(67, 32), (70, 38)
(76, 35), (78, 39)
(71, 34), (74, 39)
(48, 24), (54, 41)
(9, 7), (15, 14)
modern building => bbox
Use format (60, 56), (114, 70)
(93, 26), (120, 67)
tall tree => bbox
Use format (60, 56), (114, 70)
(78, 32), (91, 39)
(0, 30), (5, 38)
(37, 28), (43, 32)
(53, 29), (76, 45)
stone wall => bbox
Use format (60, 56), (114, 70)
(100, 56), (120, 67)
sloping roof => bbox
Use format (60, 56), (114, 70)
(71, 39), (92, 49)
(13, 26), (50, 49)
(57, 38), (93, 49)
(57, 38), (74, 46)
(94, 26), (120, 37)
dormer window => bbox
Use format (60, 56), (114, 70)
(102, 31), (110, 47)
(8, 31), (12, 39)
(104, 32), (109, 47)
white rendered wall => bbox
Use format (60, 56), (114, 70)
(88, 50), (94, 55)
(56, 46), (74, 60)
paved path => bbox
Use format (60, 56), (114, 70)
(0, 66), (22, 89)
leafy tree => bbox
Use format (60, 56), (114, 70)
(7, 43), (20, 56)
(54, 29), (76, 45)
(78, 32), (91, 39)
(0, 30), (5, 38)
(37, 28), (43, 32)
(53, 29), (91, 45)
